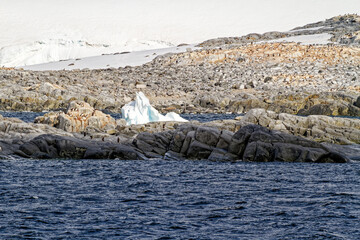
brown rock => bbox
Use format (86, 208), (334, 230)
(35, 101), (116, 133)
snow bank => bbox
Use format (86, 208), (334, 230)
(121, 92), (188, 125)
(1, 0), (359, 67)
(22, 45), (197, 71)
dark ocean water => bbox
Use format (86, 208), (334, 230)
(0, 111), (242, 123)
(0, 111), (46, 123)
(0, 159), (359, 239)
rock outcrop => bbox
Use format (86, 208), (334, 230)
(14, 134), (140, 160)
(0, 113), (74, 158)
(0, 113), (73, 141)
(198, 14), (360, 47)
(133, 124), (348, 163)
(34, 101), (116, 133)
(0, 112), (352, 163)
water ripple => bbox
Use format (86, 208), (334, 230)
(0, 160), (359, 239)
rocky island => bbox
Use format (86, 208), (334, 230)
(0, 14), (359, 163)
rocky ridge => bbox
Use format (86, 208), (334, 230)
(198, 14), (360, 47)
(133, 124), (348, 163)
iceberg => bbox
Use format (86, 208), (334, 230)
(121, 92), (188, 125)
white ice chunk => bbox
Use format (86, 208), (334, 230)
(121, 92), (188, 125)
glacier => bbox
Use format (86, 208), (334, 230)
(121, 92), (188, 125)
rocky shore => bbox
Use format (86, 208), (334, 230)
(12, 123), (348, 163)
(0, 101), (359, 163)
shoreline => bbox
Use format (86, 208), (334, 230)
(1, 104), (359, 163)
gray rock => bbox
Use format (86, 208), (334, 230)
(129, 123), (349, 163)
(208, 148), (238, 161)
(195, 126), (221, 147)
(243, 141), (273, 162)
(240, 108), (360, 144)
(272, 143), (324, 162)
(16, 134), (139, 160)
(19, 142), (41, 156)
(216, 130), (234, 150)
(169, 131), (185, 153)
(228, 124), (264, 156)
(186, 140), (213, 159)
(180, 130), (195, 154)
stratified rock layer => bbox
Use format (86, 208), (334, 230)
(11, 123), (348, 163)
(0, 111), (353, 163)
(133, 124), (348, 163)
(15, 134), (140, 160)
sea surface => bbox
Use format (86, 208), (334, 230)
(0, 111), (46, 123)
(0, 112), (360, 239)
(0, 159), (359, 239)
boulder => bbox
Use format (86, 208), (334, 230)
(243, 141), (273, 162)
(228, 124), (264, 156)
(180, 130), (196, 154)
(216, 130), (234, 150)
